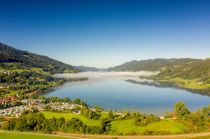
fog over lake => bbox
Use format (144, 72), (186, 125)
(52, 71), (159, 78)
(45, 72), (210, 115)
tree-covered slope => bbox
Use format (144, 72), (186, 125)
(108, 58), (201, 72)
(154, 59), (210, 80)
(109, 58), (210, 93)
(0, 43), (78, 73)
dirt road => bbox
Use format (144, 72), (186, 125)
(55, 132), (210, 139)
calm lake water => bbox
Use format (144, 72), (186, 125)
(44, 73), (210, 115)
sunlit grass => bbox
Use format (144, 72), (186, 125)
(111, 119), (188, 135)
(42, 111), (101, 126)
(0, 131), (70, 139)
(159, 77), (210, 89)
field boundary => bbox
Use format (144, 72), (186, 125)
(1, 130), (210, 139)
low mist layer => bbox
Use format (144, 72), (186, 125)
(53, 71), (159, 79)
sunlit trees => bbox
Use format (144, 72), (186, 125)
(174, 102), (190, 119)
(108, 110), (114, 120)
(134, 114), (159, 126)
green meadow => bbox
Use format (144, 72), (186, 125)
(1, 131), (210, 139)
(42, 111), (189, 135)
(111, 119), (189, 135)
(42, 111), (102, 126)
(0, 131), (70, 139)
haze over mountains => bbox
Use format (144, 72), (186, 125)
(74, 65), (100, 72)
(108, 58), (201, 71)
(1, 42), (210, 81)
(109, 58), (210, 82)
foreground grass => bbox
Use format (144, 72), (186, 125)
(1, 130), (210, 139)
(0, 131), (70, 139)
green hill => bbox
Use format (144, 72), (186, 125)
(0, 43), (78, 73)
(108, 58), (201, 72)
(108, 58), (210, 81)
(109, 58), (210, 93)
(0, 42), (79, 97)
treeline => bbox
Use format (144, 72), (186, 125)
(2, 111), (108, 134)
(0, 43), (78, 73)
(167, 102), (210, 132)
(154, 59), (210, 82)
(39, 96), (88, 106)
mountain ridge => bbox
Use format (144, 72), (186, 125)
(74, 65), (100, 72)
(0, 42), (78, 73)
(108, 58), (202, 71)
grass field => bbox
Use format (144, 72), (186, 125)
(159, 77), (210, 90)
(1, 130), (210, 139)
(0, 131), (70, 139)
(42, 111), (190, 135)
(42, 111), (101, 126)
(111, 119), (189, 135)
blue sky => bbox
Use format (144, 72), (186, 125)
(0, 0), (210, 68)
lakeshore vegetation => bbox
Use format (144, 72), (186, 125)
(0, 96), (210, 135)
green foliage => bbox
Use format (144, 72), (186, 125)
(41, 96), (71, 104)
(0, 66), (65, 97)
(108, 110), (114, 120)
(73, 98), (81, 104)
(174, 102), (190, 120)
(190, 111), (205, 130)
(134, 113), (160, 126)
(80, 107), (101, 120)
(201, 105), (210, 118)
(42, 111), (101, 126)
(0, 132), (72, 139)
(3, 112), (102, 134)
(88, 111), (101, 120)
(186, 105), (210, 132)
(100, 118), (111, 133)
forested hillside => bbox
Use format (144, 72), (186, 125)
(154, 59), (210, 80)
(0, 43), (78, 73)
(109, 58), (210, 93)
(0, 42), (79, 97)
(108, 58), (201, 71)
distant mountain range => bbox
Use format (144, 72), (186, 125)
(0, 43), (78, 73)
(107, 58), (201, 71)
(108, 58), (210, 81)
(74, 65), (100, 72)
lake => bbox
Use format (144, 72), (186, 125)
(44, 72), (210, 115)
